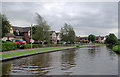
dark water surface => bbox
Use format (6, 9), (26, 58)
(2, 46), (118, 75)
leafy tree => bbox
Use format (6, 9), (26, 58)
(31, 13), (50, 42)
(1, 14), (10, 37)
(0, 13), (2, 38)
(60, 23), (76, 43)
(88, 34), (96, 42)
(105, 33), (118, 45)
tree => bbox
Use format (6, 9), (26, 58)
(88, 34), (96, 43)
(31, 13), (50, 42)
(105, 33), (118, 45)
(60, 23), (76, 43)
(1, 14), (10, 37)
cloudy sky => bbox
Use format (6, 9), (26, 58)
(2, 2), (118, 37)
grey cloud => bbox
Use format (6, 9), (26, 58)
(2, 2), (118, 36)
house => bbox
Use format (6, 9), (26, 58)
(2, 26), (31, 44)
(56, 32), (61, 43)
(49, 31), (57, 44)
(79, 36), (89, 43)
(95, 36), (105, 43)
(12, 26), (31, 44)
(2, 27), (16, 41)
(78, 36), (105, 43)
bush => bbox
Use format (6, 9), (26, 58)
(2, 42), (18, 51)
(46, 44), (56, 47)
(113, 45), (120, 53)
(76, 45), (80, 47)
(20, 44), (26, 49)
(20, 44), (43, 49)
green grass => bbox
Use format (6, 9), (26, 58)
(76, 43), (103, 47)
(1, 44), (103, 59)
(1, 46), (75, 59)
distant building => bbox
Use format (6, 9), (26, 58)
(49, 31), (57, 44)
(49, 31), (61, 44)
(77, 36), (105, 43)
(95, 36), (105, 43)
(56, 32), (61, 43)
(80, 37), (89, 43)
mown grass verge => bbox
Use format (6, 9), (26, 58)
(1, 46), (75, 59)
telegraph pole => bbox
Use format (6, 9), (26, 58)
(31, 24), (32, 49)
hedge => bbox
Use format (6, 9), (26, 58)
(2, 42), (19, 51)
(45, 44), (75, 47)
(20, 44), (43, 49)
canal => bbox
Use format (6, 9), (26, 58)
(2, 46), (119, 75)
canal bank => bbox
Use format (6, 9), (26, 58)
(1, 44), (103, 61)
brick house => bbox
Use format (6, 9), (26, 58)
(12, 26), (31, 44)
(78, 36), (105, 43)
(2, 26), (31, 44)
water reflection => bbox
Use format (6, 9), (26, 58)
(2, 46), (119, 75)
(61, 49), (76, 75)
(88, 47), (96, 59)
(2, 53), (52, 75)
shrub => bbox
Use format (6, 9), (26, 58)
(20, 44), (43, 49)
(2, 42), (18, 51)
(76, 45), (80, 47)
(20, 44), (26, 49)
(46, 44), (56, 47)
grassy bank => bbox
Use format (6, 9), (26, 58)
(1, 44), (103, 59)
(1, 46), (75, 59)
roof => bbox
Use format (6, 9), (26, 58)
(12, 26), (30, 33)
(5, 33), (15, 37)
(15, 36), (24, 39)
(49, 31), (56, 35)
(80, 37), (88, 40)
(96, 36), (104, 40)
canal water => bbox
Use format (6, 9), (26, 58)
(2, 46), (119, 75)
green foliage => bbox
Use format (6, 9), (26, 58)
(31, 13), (50, 42)
(88, 34), (96, 42)
(20, 44), (43, 49)
(60, 23), (76, 43)
(1, 14), (10, 37)
(105, 33), (118, 45)
(76, 45), (80, 47)
(2, 42), (18, 51)
(112, 45), (120, 53)
(46, 44), (57, 47)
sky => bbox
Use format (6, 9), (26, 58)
(1, 2), (118, 37)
